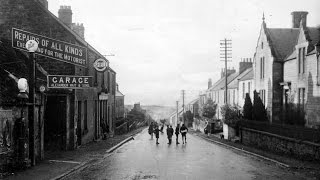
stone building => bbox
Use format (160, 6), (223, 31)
(253, 13), (299, 123)
(283, 11), (320, 128)
(0, 0), (117, 168)
(115, 84), (125, 119)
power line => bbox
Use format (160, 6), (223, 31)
(220, 39), (232, 105)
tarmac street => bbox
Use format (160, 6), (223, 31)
(64, 128), (311, 180)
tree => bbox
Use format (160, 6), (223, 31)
(252, 90), (268, 121)
(201, 99), (217, 119)
(243, 93), (253, 120)
(183, 110), (194, 126)
(220, 105), (241, 127)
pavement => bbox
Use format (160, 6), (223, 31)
(190, 129), (320, 178)
(63, 128), (317, 180)
(3, 127), (146, 180)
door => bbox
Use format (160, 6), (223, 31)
(77, 101), (82, 146)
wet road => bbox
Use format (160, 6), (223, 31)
(64, 128), (310, 180)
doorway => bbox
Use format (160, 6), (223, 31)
(44, 96), (66, 151)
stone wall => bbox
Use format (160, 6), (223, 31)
(241, 127), (320, 160)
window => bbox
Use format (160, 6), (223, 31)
(242, 82), (245, 99)
(84, 100), (88, 130)
(298, 47), (306, 74)
(259, 89), (266, 106)
(261, 42), (264, 49)
(260, 57), (265, 79)
(217, 91), (219, 103)
(318, 56), (320, 85)
(298, 88), (305, 106)
(94, 71), (98, 86)
(248, 82), (251, 97)
(233, 89), (235, 105)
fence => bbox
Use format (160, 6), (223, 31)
(239, 120), (320, 143)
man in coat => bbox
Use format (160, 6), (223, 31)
(166, 125), (174, 144)
(175, 124), (180, 144)
(154, 125), (160, 144)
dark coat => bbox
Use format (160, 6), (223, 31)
(148, 125), (154, 134)
(167, 127), (174, 138)
(175, 127), (180, 135)
(154, 128), (160, 138)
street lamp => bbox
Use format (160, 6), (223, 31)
(25, 40), (38, 166)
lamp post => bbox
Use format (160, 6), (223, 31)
(25, 40), (38, 166)
(17, 78), (29, 166)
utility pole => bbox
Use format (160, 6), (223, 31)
(181, 90), (185, 124)
(220, 39), (232, 105)
(176, 101), (179, 127)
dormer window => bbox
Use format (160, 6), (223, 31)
(298, 47), (306, 74)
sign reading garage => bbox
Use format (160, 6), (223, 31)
(47, 75), (93, 89)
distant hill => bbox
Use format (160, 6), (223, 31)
(125, 105), (175, 121)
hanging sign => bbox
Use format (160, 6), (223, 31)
(93, 58), (108, 72)
(47, 75), (93, 89)
(12, 28), (87, 67)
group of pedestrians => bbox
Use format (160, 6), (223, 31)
(148, 122), (188, 145)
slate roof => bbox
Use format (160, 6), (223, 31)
(187, 98), (199, 105)
(239, 68), (253, 81)
(116, 90), (124, 97)
(285, 27), (320, 61)
(228, 68), (253, 89)
(209, 72), (239, 91)
(267, 28), (299, 60)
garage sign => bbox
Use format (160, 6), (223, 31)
(47, 75), (93, 89)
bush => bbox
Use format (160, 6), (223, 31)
(252, 90), (268, 121)
(243, 93), (253, 120)
(201, 99), (217, 119)
(220, 105), (241, 128)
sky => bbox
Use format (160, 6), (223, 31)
(48, 0), (320, 106)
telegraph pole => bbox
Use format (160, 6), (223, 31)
(176, 101), (179, 126)
(220, 39), (232, 105)
(181, 90), (185, 124)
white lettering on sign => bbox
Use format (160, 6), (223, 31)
(47, 75), (93, 89)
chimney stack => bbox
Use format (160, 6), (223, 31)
(58, 6), (73, 26)
(239, 58), (253, 74)
(291, 11), (308, 28)
(221, 68), (236, 78)
(208, 79), (212, 89)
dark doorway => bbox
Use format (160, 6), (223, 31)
(77, 101), (82, 146)
(44, 96), (66, 151)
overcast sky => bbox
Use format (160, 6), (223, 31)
(48, 0), (319, 106)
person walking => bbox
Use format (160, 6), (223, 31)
(175, 124), (180, 144)
(154, 126), (160, 144)
(166, 125), (174, 144)
(180, 124), (188, 144)
(148, 122), (154, 140)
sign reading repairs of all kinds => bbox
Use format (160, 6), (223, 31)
(12, 28), (87, 67)
(47, 75), (93, 89)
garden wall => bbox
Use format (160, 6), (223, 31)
(241, 127), (320, 160)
